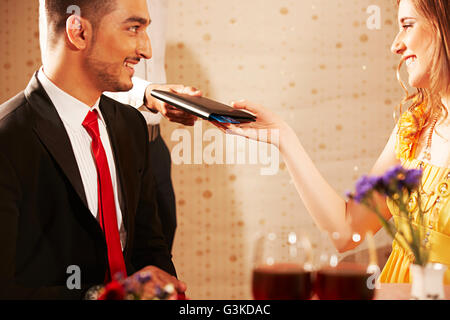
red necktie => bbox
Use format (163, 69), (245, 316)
(83, 110), (127, 282)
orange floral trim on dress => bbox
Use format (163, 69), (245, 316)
(395, 102), (427, 161)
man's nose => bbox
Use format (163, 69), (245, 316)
(137, 32), (152, 60)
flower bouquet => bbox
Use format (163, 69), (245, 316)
(346, 165), (428, 265)
(85, 272), (187, 300)
(347, 165), (448, 299)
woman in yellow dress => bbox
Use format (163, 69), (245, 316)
(216, 0), (450, 284)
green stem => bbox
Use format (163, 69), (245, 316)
(364, 197), (397, 240)
(397, 195), (423, 265)
(363, 196), (425, 266)
(415, 190), (429, 265)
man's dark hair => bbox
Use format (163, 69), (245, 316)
(45, 0), (117, 42)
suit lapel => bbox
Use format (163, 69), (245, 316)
(24, 73), (135, 238)
(24, 73), (89, 209)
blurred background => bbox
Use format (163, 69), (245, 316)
(0, 0), (404, 299)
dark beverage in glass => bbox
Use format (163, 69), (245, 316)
(315, 262), (375, 300)
(252, 263), (313, 300)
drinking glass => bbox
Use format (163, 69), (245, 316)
(252, 229), (314, 300)
(314, 231), (379, 300)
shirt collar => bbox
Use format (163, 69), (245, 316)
(37, 67), (106, 130)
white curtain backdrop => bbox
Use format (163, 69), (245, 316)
(140, 0), (168, 84)
(38, 0), (47, 65)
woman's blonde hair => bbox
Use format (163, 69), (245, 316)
(396, 0), (449, 135)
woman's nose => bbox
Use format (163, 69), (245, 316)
(391, 33), (406, 55)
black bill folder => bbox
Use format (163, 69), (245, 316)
(150, 90), (256, 124)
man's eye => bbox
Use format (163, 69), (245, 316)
(129, 26), (139, 33)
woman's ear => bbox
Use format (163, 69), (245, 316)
(65, 15), (91, 50)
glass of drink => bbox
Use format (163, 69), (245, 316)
(314, 231), (379, 300)
(252, 229), (314, 300)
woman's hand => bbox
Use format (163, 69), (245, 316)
(212, 100), (287, 146)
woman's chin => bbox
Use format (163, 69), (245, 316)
(408, 76), (431, 90)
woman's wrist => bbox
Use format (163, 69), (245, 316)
(276, 122), (295, 150)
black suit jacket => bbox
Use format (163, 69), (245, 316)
(0, 73), (176, 299)
(148, 135), (177, 252)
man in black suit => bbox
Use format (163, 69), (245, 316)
(38, 0), (199, 254)
(0, 0), (186, 299)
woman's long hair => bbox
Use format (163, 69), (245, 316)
(396, 0), (449, 137)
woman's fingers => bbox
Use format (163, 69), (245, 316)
(210, 121), (228, 132)
(230, 100), (259, 115)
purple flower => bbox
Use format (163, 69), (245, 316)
(382, 165), (404, 187)
(404, 169), (422, 191)
(347, 165), (423, 203)
(137, 271), (152, 284)
(353, 175), (379, 203)
(380, 165), (422, 195)
(374, 166), (402, 197)
(346, 165), (426, 266)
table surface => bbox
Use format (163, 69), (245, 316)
(375, 283), (450, 300)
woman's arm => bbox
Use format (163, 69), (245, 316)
(280, 123), (399, 252)
(218, 101), (400, 252)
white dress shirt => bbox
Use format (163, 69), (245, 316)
(37, 68), (127, 250)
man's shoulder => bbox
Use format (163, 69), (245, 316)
(0, 91), (28, 124)
(0, 91), (33, 152)
(0, 91), (32, 136)
(101, 94), (147, 128)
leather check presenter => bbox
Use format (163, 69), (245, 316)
(0, 73), (176, 299)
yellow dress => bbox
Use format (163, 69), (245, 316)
(379, 159), (450, 284)
(379, 102), (450, 284)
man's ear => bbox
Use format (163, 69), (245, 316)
(65, 15), (91, 50)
